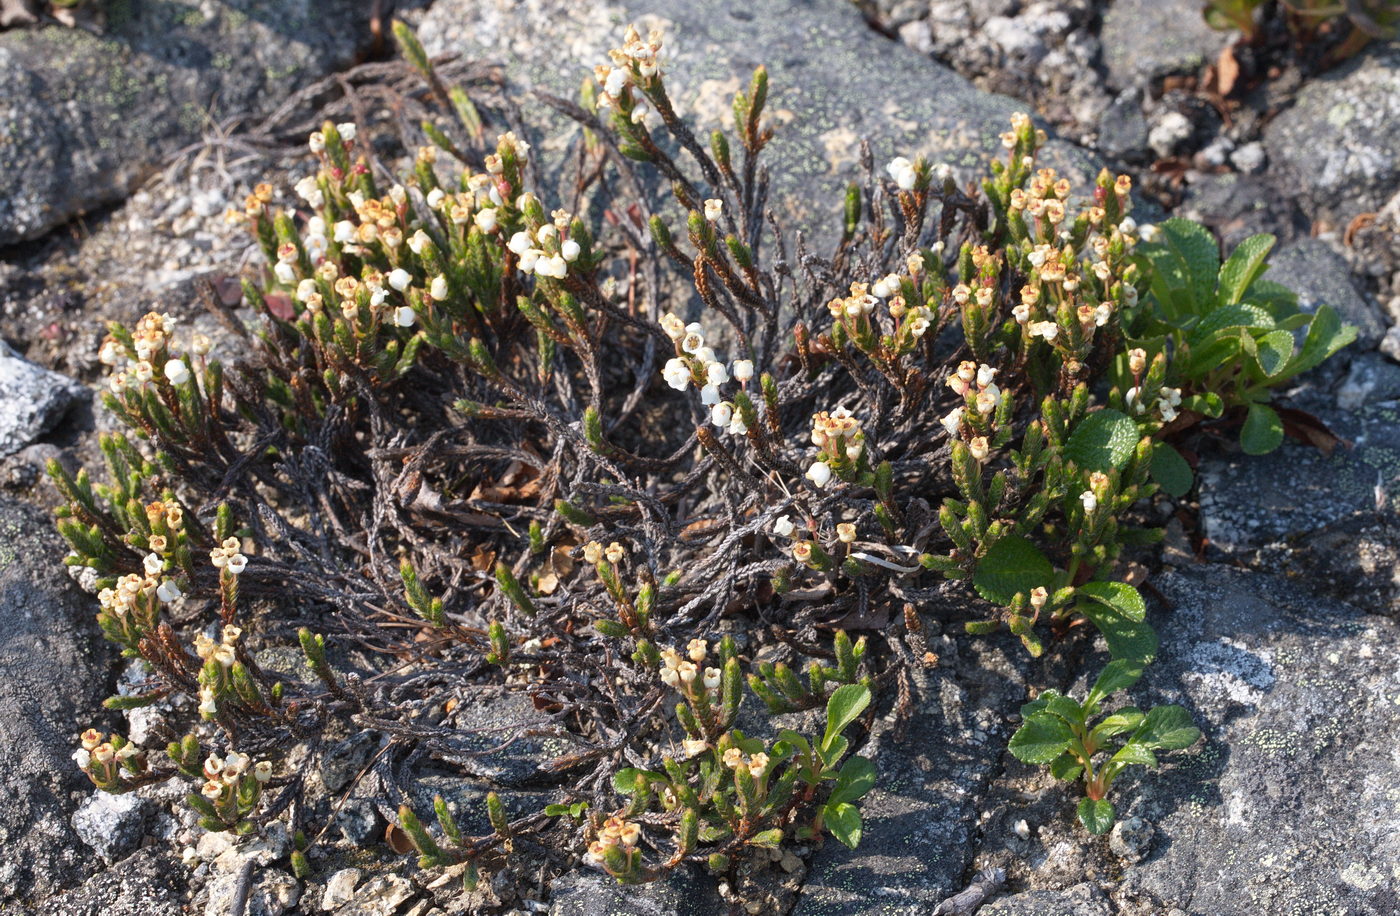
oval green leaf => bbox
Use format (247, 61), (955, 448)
(1139, 705), (1202, 750)
(1065, 409), (1141, 472)
(822, 684), (871, 754)
(1077, 797), (1116, 835)
(1254, 329), (1294, 377)
(1077, 581), (1147, 622)
(973, 536), (1055, 606)
(1240, 403), (1284, 455)
(1149, 442), (1194, 498)
(1009, 711), (1075, 764)
(824, 801), (863, 849)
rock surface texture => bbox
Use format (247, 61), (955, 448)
(0, 0), (372, 244)
(1111, 567), (1400, 915)
(0, 0), (1398, 913)
(412, 0), (1102, 249)
(0, 497), (112, 904)
(0, 341), (85, 457)
(1265, 43), (1400, 228)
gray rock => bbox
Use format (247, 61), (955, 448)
(1267, 238), (1387, 349)
(0, 0), (373, 245)
(1197, 389), (1400, 550)
(1147, 110), (1194, 159)
(411, 0), (1103, 252)
(1231, 141), (1267, 175)
(1107, 815), (1153, 864)
(1112, 567), (1400, 916)
(70, 790), (152, 866)
(548, 868), (723, 916)
(1336, 352), (1400, 411)
(322, 867), (363, 911)
(1175, 172), (1303, 249)
(793, 636), (1027, 915)
(331, 874), (416, 916)
(0, 341), (85, 457)
(439, 693), (567, 788)
(33, 845), (188, 916)
(1097, 90), (1149, 161)
(200, 820), (292, 874)
(334, 797), (383, 847)
(981, 883), (1115, 916)
(1288, 514), (1400, 618)
(320, 730), (382, 794)
(0, 496), (113, 904)
(1100, 0), (1226, 91)
(1265, 43), (1400, 228)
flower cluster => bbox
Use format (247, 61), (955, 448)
(659, 640), (721, 694)
(942, 360), (1011, 453)
(595, 24), (663, 107)
(659, 315), (755, 435)
(1126, 384), (1183, 423)
(582, 540), (627, 565)
(99, 573), (158, 617)
(721, 747), (770, 779)
(73, 728), (144, 791)
(827, 276), (934, 361)
(188, 748), (271, 834)
(506, 206), (582, 279)
(199, 750), (271, 800)
(805, 407), (865, 489)
(194, 624), (245, 718)
(209, 537), (248, 575)
(195, 624), (243, 671)
(98, 311), (204, 392)
(585, 815), (643, 868)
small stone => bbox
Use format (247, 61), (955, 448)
(1196, 134), (1234, 169)
(205, 867), (300, 916)
(71, 791), (152, 865)
(124, 705), (163, 746)
(335, 798), (384, 847)
(211, 822), (291, 874)
(1231, 141), (1266, 174)
(1381, 326), (1400, 363)
(0, 342), (85, 458)
(191, 189), (225, 218)
(1148, 111), (1194, 159)
(1108, 815), (1154, 863)
(335, 874), (414, 915)
(1097, 90), (1148, 160)
(321, 867), (362, 911)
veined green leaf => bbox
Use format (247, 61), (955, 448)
(1216, 233), (1275, 306)
(1086, 659), (1145, 708)
(1065, 409), (1140, 472)
(1150, 443), (1193, 498)
(1077, 798), (1116, 835)
(1009, 711), (1075, 764)
(1253, 329), (1294, 378)
(1136, 705), (1201, 750)
(1077, 581), (1147, 622)
(1240, 403), (1284, 455)
(824, 802), (862, 849)
(973, 536), (1054, 606)
(821, 684), (871, 754)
